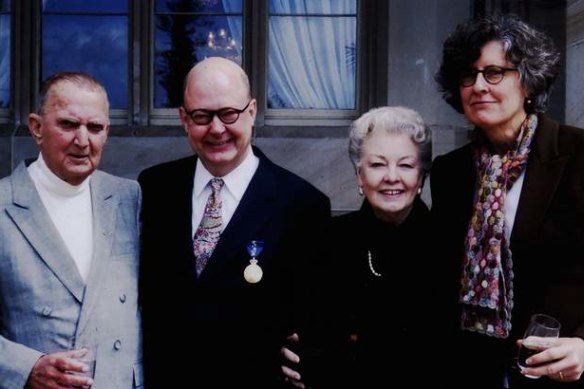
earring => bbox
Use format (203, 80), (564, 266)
(358, 186), (364, 196)
(417, 187), (422, 195)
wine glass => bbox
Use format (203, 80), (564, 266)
(517, 313), (561, 379)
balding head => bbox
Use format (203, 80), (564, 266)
(184, 57), (251, 105)
(179, 57), (257, 177)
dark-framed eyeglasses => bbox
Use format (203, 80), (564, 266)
(184, 100), (252, 125)
(459, 66), (519, 87)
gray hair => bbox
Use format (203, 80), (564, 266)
(436, 13), (560, 114)
(348, 106), (432, 175)
(39, 71), (109, 114)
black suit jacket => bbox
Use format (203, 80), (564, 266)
(138, 147), (330, 388)
(431, 116), (584, 388)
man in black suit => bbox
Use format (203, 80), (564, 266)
(138, 57), (330, 387)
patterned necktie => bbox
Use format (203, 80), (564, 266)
(193, 178), (224, 276)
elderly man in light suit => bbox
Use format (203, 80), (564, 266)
(0, 72), (143, 389)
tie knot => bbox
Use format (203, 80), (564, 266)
(209, 178), (224, 193)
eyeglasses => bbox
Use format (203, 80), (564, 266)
(184, 100), (252, 125)
(459, 66), (519, 87)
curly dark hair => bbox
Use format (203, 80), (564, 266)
(435, 13), (560, 114)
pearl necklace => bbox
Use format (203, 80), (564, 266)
(367, 250), (382, 277)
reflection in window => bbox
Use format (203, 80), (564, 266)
(41, 1), (128, 109)
(154, 0), (243, 108)
(0, 0), (10, 108)
(268, 0), (357, 110)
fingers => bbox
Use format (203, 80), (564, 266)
(291, 379), (306, 388)
(282, 365), (305, 388)
(27, 352), (94, 389)
(282, 333), (304, 387)
(287, 333), (300, 342)
(282, 364), (301, 381)
(282, 346), (300, 364)
(281, 332), (300, 364)
(521, 336), (557, 351)
(519, 337), (584, 382)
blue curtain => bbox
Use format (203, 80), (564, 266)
(222, 0), (243, 64)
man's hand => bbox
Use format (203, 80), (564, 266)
(25, 349), (94, 389)
(281, 333), (305, 388)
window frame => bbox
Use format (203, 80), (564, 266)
(6, 0), (389, 132)
(0, 0), (12, 123)
(259, 0), (361, 126)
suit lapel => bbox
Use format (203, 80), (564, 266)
(76, 172), (117, 336)
(512, 116), (568, 245)
(6, 162), (85, 302)
(200, 152), (277, 281)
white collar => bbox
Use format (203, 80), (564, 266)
(29, 153), (91, 197)
(193, 147), (259, 200)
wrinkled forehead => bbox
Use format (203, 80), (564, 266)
(43, 83), (110, 122)
(45, 80), (109, 111)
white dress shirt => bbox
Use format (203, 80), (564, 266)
(191, 147), (259, 237)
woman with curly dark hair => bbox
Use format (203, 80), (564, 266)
(433, 13), (584, 388)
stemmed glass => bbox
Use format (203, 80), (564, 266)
(517, 313), (561, 379)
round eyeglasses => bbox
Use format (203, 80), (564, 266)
(459, 66), (518, 87)
(184, 100), (252, 125)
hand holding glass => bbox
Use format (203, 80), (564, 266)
(517, 313), (561, 379)
(68, 341), (96, 381)
(74, 346), (96, 379)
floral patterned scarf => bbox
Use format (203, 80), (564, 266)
(460, 114), (538, 338)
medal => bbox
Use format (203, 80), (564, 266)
(244, 240), (264, 283)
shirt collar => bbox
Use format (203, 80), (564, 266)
(193, 146), (259, 200)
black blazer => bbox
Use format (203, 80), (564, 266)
(431, 116), (584, 388)
(138, 147), (330, 388)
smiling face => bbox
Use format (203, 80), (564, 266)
(28, 81), (110, 185)
(357, 131), (423, 225)
(460, 40), (528, 142)
(180, 57), (256, 177)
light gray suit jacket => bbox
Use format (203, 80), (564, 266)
(0, 161), (143, 389)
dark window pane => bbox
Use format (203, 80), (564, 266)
(42, 15), (128, 109)
(0, 0), (10, 13)
(154, 14), (242, 108)
(268, 0), (355, 14)
(155, 0), (242, 13)
(0, 12), (9, 108)
(43, 0), (127, 13)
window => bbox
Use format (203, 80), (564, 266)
(153, 0), (360, 126)
(153, 0), (243, 109)
(267, 0), (357, 110)
(41, 0), (128, 110)
(0, 0), (10, 109)
(7, 0), (380, 129)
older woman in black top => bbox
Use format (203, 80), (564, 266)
(434, 14), (584, 388)
(283, 106), (437, 388)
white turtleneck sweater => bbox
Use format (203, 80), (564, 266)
(28, 154), (94, 282)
